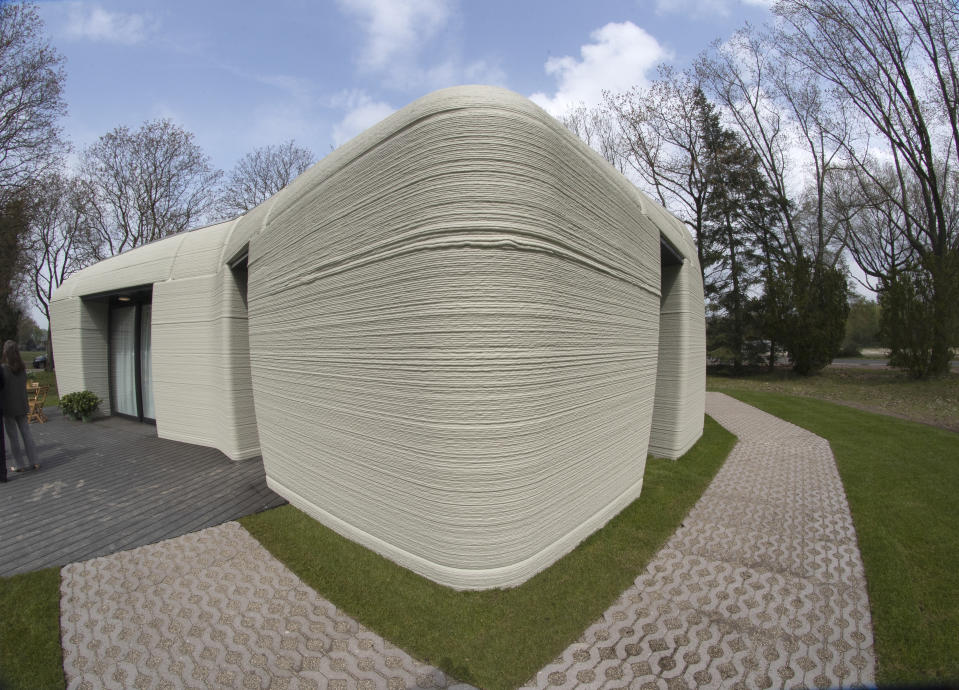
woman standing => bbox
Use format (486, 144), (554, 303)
(1, 340), (40, 472)
(1, 359), (6, 482)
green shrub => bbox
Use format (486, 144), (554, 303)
(879, 254), (959, 378)
(58, 391), (101, 421)
(762, 257), (849, 375)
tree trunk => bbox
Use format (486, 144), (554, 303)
(727, 218), (744, 373)
(928, 254), (958, 376)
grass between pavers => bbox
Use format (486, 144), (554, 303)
(710, 387), (959, 686)
(0, 416), (731, 688)
(707, 367), (959, 433)
(240, 415), (735, 689)
(0, 567), (65, 690)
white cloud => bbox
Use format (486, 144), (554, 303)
(64, 3), (153, 45)
(394, 57), (508, 92)
(529, 22), (670, 116)
(336, 0), (451, 72)
(335, 0), (506, 93)
(653, 0), (773, 17)
(330, 91), (396, 148)
(460, 59), (508, 86)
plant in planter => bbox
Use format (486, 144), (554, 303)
(59, 391), (102, 422)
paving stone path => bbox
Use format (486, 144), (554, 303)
(59, 392), (876, 689)
(60, 522), (473, 690)
(524, 392), (876, 689)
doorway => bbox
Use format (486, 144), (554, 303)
(109, 291), (155, 422)
(649, 235), (686, 457)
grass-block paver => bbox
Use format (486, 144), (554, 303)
(523, 392), (876, 688)
(60, 522), (474, 689)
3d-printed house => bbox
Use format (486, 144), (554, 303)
(51, 86), (705, 589)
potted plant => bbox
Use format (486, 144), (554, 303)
(59, 391), (102, 422)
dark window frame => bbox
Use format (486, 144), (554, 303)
(106, 288), (156, 424)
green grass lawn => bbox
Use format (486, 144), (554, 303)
(0, 568), (64, 690)
(709, 386), (959, 685)
(708, 366), (959, 433)
(241, 415), (736, 690)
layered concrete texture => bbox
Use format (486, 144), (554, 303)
(51, 85), (705, 589)
(51, 219), (259, 460)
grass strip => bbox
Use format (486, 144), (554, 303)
(240, 415), (735, 689)
(0, 567), (64, 690)
(707, 368), (959, 433)
(711, 387), (959, 686)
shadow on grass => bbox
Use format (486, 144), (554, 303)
(241, 415), (736, 689)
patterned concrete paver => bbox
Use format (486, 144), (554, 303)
(60, 522), (474, 690)
(60, 393), (876, 689)
(1, 410), (284, 577)
(524, 392), (875, 689)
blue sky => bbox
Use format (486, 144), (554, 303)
(35, 0), (774, 172)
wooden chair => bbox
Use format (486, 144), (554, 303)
(27, 384), (49, 424)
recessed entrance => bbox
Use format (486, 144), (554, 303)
(109, 290), (155, 422)
(649, 234), (687, 457)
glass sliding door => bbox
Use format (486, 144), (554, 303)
(109, 295), (155, 422)
(110, 305), (138, 416)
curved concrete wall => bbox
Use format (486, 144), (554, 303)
(240, 86), (701, 588)
(51, 218), (260, 460)
(51, 85), (705, 589)
(650, 215), (706, 459)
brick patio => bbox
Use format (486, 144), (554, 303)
(0, 410), (285, 577)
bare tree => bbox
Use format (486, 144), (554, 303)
(0, 1), (66, 342)
(0, 196), (30, 342)
(25, 174), (94, 325)
(79, 119), (222, 258)
(216, 139), (314, 218)
(826, 165), (914, 292)
(771, 53), (852, 265)
(775, 0), (959, 375)
(606, 70), (708, 219)
(605, 68), (741, 295)
(23, 173), (97, 369)
(559, 103), (625, 173)
(0, 2), (66, 203)
(603, 68), (788, 369)
(696, 24), (850, 266)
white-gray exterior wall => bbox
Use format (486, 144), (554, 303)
(50, 85), (705, 590)
(51, 219), (260, 461)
